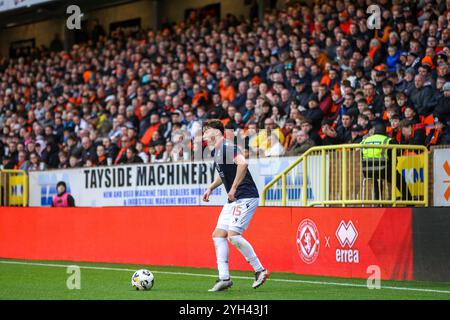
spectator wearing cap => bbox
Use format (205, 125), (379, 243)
(399, 67), (416, 95)
(301, 97), (324, 131)
(293, 78), (312, 109)
(436, 52), (448, 68)
(151, 140), (167, 163)
(349, 124), (365, 144)
(406, 50), (420, 69)
(158, 112), (173, 140)
(425, 116), (450, 147)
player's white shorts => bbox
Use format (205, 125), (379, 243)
(216, 198), (259, 233)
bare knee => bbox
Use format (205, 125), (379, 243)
(227, 230), (241, 239)
(212, 228), (228, 238)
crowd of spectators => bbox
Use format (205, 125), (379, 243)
(1, 0), (450, 171)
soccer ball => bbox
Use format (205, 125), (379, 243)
(131, 269), (154, 290)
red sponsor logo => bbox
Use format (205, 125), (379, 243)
(296, 219), (320, 264)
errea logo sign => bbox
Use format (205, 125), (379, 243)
(335, 220), (360, 263)
(336, 220), (358, 247)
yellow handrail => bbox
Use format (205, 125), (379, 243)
(261, 144), (429, 207)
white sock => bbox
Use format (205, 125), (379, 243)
(229, 235), (264, 272)
(213, 237), (230, 280)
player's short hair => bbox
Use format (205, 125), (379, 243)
(203, 119), (224, 135)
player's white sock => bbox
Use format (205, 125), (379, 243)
(213, 237), (230, 280)
(229, 235), (264, 272)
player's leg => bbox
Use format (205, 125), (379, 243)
(208, 203), (233, 292)
(212, 228), (230, 281)
(227, 198), (269, 289)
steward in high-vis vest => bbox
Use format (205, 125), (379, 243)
(360, 123), (411, 201)
(52, 181), (75, 207)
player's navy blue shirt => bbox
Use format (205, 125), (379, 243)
(212, 140), (259, 200)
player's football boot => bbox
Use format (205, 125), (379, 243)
(252, 269), (269, 289)
(208, 278), (233, 292)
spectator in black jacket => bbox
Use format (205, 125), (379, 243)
(81, 137), (97, 165)
(408, 74), (438, 117)
(126, 147), (143, 164)
(102, 137), (119, 161)
(399, 119), (426, 145)
(435, 82), (450, 122)
(294, 78), (311, 109)
(336, 113), (354, 143)
(302, 97), (324, 131)
(350, 125), (365, 144)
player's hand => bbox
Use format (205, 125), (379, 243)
(228, 188), (237, 202)
(203, 188), (212, 202)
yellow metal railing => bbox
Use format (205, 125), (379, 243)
(262, 144), (429, 207)
(0, 170), (28, 207)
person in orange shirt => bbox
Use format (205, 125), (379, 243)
(219, 76), (236, 102)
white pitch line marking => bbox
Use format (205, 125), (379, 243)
(0, 260), (449, 295)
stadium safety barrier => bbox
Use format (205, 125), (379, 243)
(262, 144), (429, 207)
(0, 170), (28, 207)
(2, 206), (447, 281)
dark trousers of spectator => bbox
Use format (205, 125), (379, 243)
(362, 159), (412, 201)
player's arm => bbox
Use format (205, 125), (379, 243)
(228, 154), (248, 202)
(203, 175), (222, 202)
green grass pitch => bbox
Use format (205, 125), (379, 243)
(0, 259), (449, 300)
